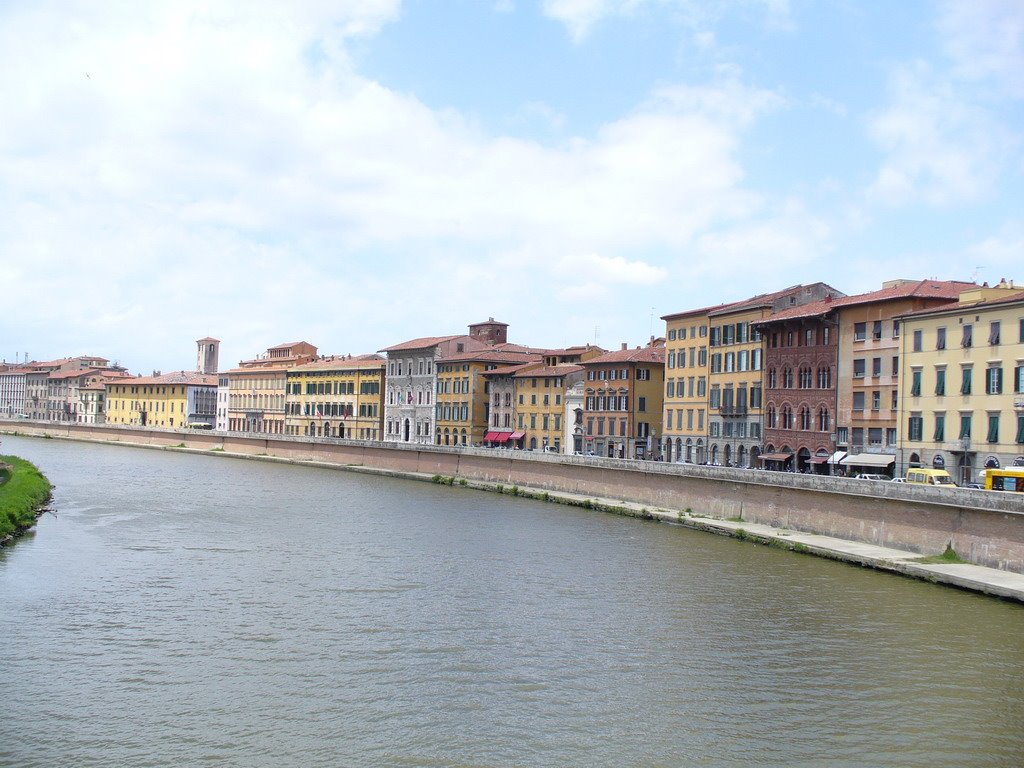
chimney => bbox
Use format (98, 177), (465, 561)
(621, 343), (628, 351)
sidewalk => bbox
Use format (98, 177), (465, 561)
(528, 486), (1024, 604)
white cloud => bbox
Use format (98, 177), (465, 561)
(0, 2), (811, 369)
(865, 62), (1010, 207)
(541, 0), (793, 42)
(938, 0), (1024, 98)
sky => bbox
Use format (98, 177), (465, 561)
(1, 0), (1022, 374)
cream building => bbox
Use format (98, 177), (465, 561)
(896, 281), (1024, 483)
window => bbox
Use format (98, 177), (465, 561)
(1017, 364), (1024, 394)
(935, 368), (946, 396)
(873, 321), (883, 340)
(908, 414), (923, 441)
(853, 392), (865, 411)
(912, 330), (923, 352)
(936, 327), (946, 350)
(961, 367), (972, 395)
(911, 369), (922, 397)
(638, 396), (647, 412)
(933, 414), (945, 442)
(892, 356), (899, 377)
(668, 352), (676, 368)
(804, 328), (814, 346)
(892, 321), (900, 339)
(1018, 415), (1024, 444)
(987, 414), (999, 443)
(986, 366), (1003, 395)
(853, 359), (866, 378)
(962, 324), (973, 348)
(989, 321), (1001, 346)
(869, 427), (883, 445)
(854, 322), (867, 341)
(872, 391), (881, 410)
(667, 381), (675, 397)
(668, 329), (677, 341)
(872, 357), (881, 377)
(959, 413), (972, 440)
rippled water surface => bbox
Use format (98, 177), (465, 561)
(2, 435), (1023, 767)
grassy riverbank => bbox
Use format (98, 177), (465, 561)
(0, 455), (53, 540)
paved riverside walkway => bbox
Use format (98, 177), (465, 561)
(533, 486), (1024, 604)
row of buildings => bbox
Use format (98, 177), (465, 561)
(4, 278), (1023, 484)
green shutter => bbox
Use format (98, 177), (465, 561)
(1017, 416), (1024, 445)
(987, 415), (999, 444)
(961, 368), (972, 395)
(933, 416), (944, 442)
(960, 415), (972, 440)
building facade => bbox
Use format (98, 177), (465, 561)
(285, 354), (385, 440)
(226, 342), (317, 434)
(660, 307), (719, 463)
(704, 284), (840, 468)
(896, 282), (1024, 484)
(106, 371), (217, 428)
(581, 342), (665, 459)
(512, 364), (584, 452)
(0, 367), (29, 417)
(834, 279), (972, 476)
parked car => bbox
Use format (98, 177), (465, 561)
(854, 473), (888, 481)
(890, 477), (906, 483)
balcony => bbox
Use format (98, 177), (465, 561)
(718, 405), (749, 417)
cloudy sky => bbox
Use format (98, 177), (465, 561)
(1, 1), (1021, 373)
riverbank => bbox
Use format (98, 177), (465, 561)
(0, 455), (53, 544)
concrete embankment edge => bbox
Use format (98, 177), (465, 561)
(9, 430), (1024, 604)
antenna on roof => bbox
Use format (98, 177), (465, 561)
(970, 265), (984, 282)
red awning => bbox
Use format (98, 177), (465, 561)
(807, 456), (830, 464)
(483, 431), (499, 441)
(493, 432), (512, 443)
(509, 431), (526, 440)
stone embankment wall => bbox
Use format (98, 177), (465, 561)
(5, 420), (1023, 573)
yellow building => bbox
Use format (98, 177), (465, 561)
(580, 342), (665, 459)
(896, 281), (1024, 484)
(511, 364), (584, 452)
(435, 349), (541, 446)
(105, 371), (217, 428)
(285, 354), (385, 439)
(660, 305), (721, 463)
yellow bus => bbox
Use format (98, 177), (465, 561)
(982, 467), (1024, 493)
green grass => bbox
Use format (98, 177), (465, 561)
(0, 455), (53, 539)
(912, 544), (968, 565)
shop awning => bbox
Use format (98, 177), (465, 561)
(509, 431), (526, 440)
(826, 451), (847, 465)
(493, 432), (512, 443)
(483, 431), (499, 441)
(758, 452), (793, 462)
(840, 453), (895, 467)
(807, 456), (831, 464)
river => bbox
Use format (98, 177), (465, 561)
(1, 435), (1022, 767)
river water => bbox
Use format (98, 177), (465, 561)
(1, 435), (1022, 767)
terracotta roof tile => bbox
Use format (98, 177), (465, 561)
(583, 346), (666, 365)
(379, 335), (462, 352)
(757, 280), (975, 324)
(289, 354), (385, 372)
(512, 364), (583, 378)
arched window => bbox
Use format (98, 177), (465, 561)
(783, 367), (794, 388)
(818, 407), (830, 431)
(799, 407), (811, 431)
(782, 405), (793, 429)
(767, 368), (777, 389)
